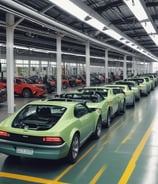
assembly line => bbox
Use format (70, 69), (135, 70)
(0, 73), (157, 183)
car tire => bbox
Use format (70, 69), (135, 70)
(132, 96), (135, 107)
(121, 101), (126, 114)
(117, 104), (121, 115)
(67, 133), (80, 164)
(22, 88), (32, 98)
(106, 110), (111, 128)
(93, 117), (102, 139)
(137, 92), (141, 101)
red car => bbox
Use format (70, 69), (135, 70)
(14, 78), (47, 98)
(0, 78), (47, 98)
(0, 82), (7, 103)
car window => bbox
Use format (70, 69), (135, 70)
(113, 88), (120, 94)
(12, 105), (66, 130)
(74, 104), (89, 118)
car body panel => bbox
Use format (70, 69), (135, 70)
(105, 84), (134, 106)
(0, 100), (101, 160)
(0, 87), (7, 103)
(115, 80), (141, 100)
(78, 86), (125, 116)
(126, 78), (149, 96)
(58, 91), (109, 126)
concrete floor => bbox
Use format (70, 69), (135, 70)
(0, 87), (158, 184)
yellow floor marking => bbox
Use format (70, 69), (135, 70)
(0, 113), (133, 184)
(118, 121), (154, 184)
(0, 172), (67, 184)
(89, 165), (107, 184)
(54, 144), (96, 181)
(55, 113), (133, 181)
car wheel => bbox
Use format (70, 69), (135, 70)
(106, 110), (111, 128)
(67, 133), (80, 164)
(22, 88), (32, 98)
(137, 92), (141, 101)
(93, 117), (102, 139)
(132, 96), (135, 107)
(117, 104), (121, 115)
(121, 101), (126, 113)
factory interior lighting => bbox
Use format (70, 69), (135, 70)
(124, 0), (158, 47)
(50, 0), (158, 61)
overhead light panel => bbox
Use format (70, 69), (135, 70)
(50, 0), (158, 61)
(50, 0), (89, 22)
(124, 0), (158, 58)
(123, 0), (148, 21)
(141, 20), (156, 34)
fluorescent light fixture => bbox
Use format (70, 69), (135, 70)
(50, 0), (89, 22)
(141, 21), (156, 34)
(150, 34), (158, 46)
(123, 0), (148, 21)
(124, 0), (158, 58)
(87, 17), (107, 31)
(50, 0), (158, 61)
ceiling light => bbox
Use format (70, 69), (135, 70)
(50, 0), (158, 61)
(123, 0), (148, 21)
(141, 21), (156, 34)
(50, 0), (89, 22)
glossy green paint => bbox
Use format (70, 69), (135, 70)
(0, 99), (101, 160)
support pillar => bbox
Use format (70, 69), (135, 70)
(149, 62), (153, 73)
(133, 57), (137, 76)
(105, 49), (108, 84)
(56, 35), (62, 95)
(123, 55), (127, 80)
(6, 13), (15, 114)
(85, 41), (90, 86)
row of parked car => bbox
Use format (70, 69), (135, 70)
(0, 73), (157, 164)
(0, 73), (108, 99)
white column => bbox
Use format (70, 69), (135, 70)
(143, 60), (146, 74)
(123, 55), (127, 79)
(149, 62), (153, 73)
(85, 41), (90, 86)
(105, 49), (108, 83)
(133, 57), (137, 76)
(56, 35), (62, 95)
(6, 13), (15, 114)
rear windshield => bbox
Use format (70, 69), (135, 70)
(12, 105), (66, 130)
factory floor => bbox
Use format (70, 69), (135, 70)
(0, 87), (158, 184)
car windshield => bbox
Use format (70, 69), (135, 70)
(12, 105), (66, 130)
(79, 88), (108, 97)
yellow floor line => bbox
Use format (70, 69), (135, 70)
(118, 121), (154, 184)
(0, 172), (67, 184)
(89, 165), (107, 184)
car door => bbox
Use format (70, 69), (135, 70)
(97, 98), (109, 123)
(74, 103), (94, 141)
(107, 89), (118, 115)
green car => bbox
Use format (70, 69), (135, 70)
(105, 84), (135, 107)
(78, 86), (126, 118)
(126, 78), (150, 96)
(115, 80), (141, 101)
(0, 99), (102, 163)
(58, 91), (112, 128)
